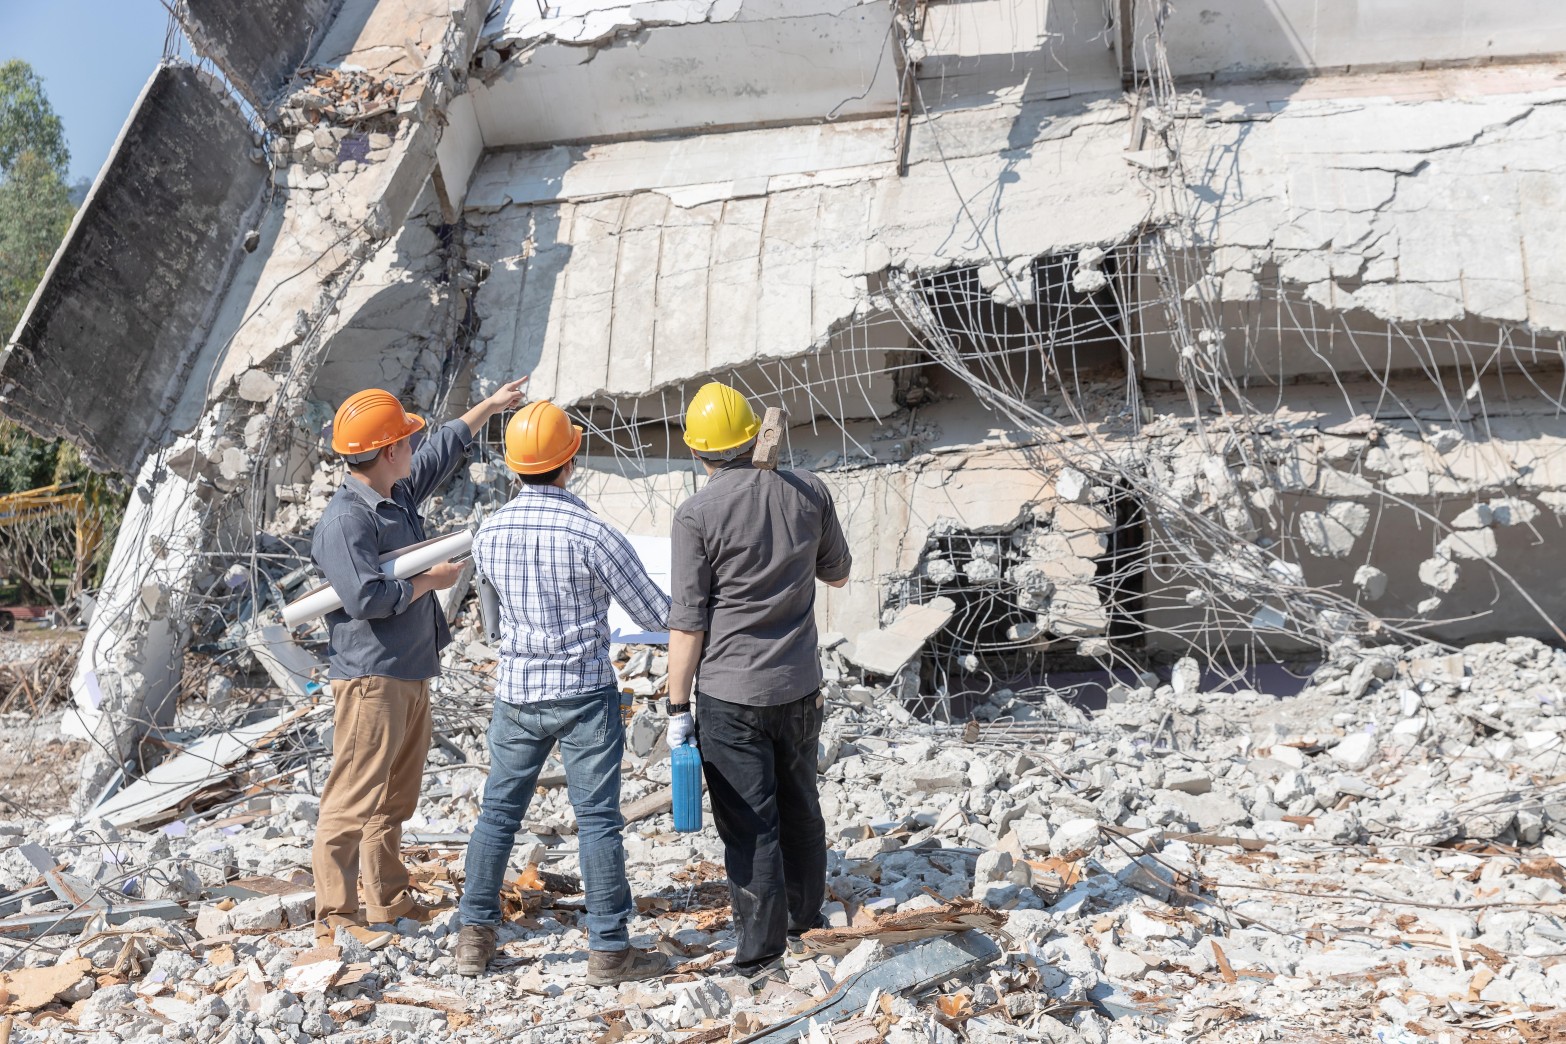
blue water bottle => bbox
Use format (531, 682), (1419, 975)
(671, 743), (703, 832)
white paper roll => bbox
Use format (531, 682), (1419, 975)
(282, 529), (474, 628)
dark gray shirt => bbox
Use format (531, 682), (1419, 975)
(311, 418), (473, 680)
(670, 464), (851, 706)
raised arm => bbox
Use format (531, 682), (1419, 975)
(405, 377), (529, 502)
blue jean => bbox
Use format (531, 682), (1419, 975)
(459, 685), (632, 950)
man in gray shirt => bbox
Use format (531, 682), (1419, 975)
(666, 381), (851, 975)
(310, 379), (525, 946)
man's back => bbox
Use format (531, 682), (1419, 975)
(476, 484), (668, 702)
(670, 464), (851, 705)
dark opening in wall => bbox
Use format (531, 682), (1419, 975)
(911, 244), (1135, 396)
(886, 484), (1146, 720)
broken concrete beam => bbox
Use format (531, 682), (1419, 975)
(0, 899), (191, 941)
(842, 597), (955, 676)
(752, 407), (788, 470)
(175, 0), (332, 109)
(1, 63), (270, 475)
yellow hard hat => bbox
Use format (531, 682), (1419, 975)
(683, 382), (760, 455)
(504, 400), (583, 475)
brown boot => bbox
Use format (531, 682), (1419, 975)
(314, 918), (393, 951)
(396, 899), (454, 925)
(586, 946), (671, 985)
(455, 924), (498, 977)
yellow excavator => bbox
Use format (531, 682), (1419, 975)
(0, 483), (104, 630)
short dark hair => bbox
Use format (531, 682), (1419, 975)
(518, 463), (566, 485)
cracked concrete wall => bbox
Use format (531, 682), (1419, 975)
(472, 0), (900, 146)
(1135, 0), (1566, 82)
(1138, 66), (1566, 381)
(464, 92), (1151, 411)
(0, 63), (269, 476)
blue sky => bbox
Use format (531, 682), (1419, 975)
(1, 1), (169, 183)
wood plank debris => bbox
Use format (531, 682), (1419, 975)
(797, 897), (1007, 957)
(0, 958), (91, 1014)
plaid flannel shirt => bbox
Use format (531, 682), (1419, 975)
(474, 484), (670, 704)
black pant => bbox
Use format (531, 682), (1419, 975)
(696, 690), (826, 970)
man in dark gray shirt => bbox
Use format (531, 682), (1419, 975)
(666, 381), (851, 975)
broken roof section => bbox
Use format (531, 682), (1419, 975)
(0, 63), (268, 475)
(466, 95), (1149, 408)
(175, 0), (337, 109)
(471, 0), (901, 146)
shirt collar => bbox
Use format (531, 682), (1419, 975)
(519, 483), (586, 508)
(344, 475), (394, 508)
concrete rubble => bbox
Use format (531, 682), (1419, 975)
(3, 0), (1566, 1041)
(0, 636), (1564, 1041)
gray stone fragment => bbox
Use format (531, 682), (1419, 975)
(1353, 564), (1388, 601)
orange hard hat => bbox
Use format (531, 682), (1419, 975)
(331, 389), (425, 457)
(504, 400), (583, 475)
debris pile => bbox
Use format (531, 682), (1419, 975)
(1, 632), (1562, 1042)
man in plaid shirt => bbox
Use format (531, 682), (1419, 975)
(456, 401), (672, 983)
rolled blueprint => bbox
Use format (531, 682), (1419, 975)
(282, 529), (474, 628)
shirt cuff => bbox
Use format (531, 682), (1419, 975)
(667, 603), (710, 631)
(392, 578), (416, 614)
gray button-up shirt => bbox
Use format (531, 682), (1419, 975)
(669, 464), (851, 706)
(311, 418), (473, 680)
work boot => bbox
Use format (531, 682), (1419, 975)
(455, 924), (498, 977)
(586, 946), (671, 985)
(395, 898), (455, 926)
(314, 918), (393, 951)
(787, 914), (829, 940)
(737, 954), (788, 992)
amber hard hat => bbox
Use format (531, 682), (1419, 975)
(504, 400), (583, 475)
(331, 389), (425, 461)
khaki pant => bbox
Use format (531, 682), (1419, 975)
(312, 676), (432, 925)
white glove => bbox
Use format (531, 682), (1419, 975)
(667, 710), (695, 748)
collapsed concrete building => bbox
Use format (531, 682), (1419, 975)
(7, 0), (1566, 808)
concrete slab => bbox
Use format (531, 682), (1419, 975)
(845, 597), (956, 677)
(1, 63), (268, 474)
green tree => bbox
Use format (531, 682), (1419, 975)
(0, 150), (74, 341)
(0, 59), (69, 177)
(0, 61), (77, 503)
(0, 60), (122, 602)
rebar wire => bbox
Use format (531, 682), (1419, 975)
(25, 0), (1566, 819)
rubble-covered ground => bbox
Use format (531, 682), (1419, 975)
(0, 634), (87, 819)
(2, 629), (1565, 1043)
